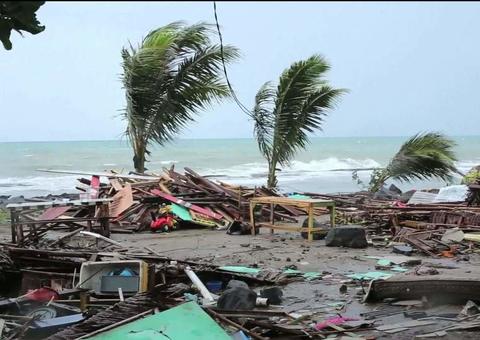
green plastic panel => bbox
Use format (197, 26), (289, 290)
(87, 301), (230, 340)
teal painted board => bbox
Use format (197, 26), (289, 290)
(347, 271), (393, 280)
(287, 194), (311, 200)
(171, 204), (192, 221)
(87, 301), (230, 340)
(218, 266), (261, 275)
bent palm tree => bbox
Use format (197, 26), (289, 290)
(369, 132), (458, 192)
(252, 55), (346, 188)
(121, 21), (239, 172)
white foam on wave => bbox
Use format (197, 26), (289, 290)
(149, 160), (178, 165)
(456, 159), (480, 173)
(1, 158), (478, 197)
(202, 157), (382, 182)
(0, 175), (80, 197)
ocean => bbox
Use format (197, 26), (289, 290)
(1, 136), (479, 198)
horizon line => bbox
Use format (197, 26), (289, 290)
(1, 134), (479, 144)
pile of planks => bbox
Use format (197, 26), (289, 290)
(73, 167), (301, 233)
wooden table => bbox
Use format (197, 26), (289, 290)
(7, 198), (112, 245)
(249, 196), (335, 242)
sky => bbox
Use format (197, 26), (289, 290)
(1, 1), (479, 142)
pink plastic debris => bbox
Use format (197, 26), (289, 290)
(315, 316), (359, 330)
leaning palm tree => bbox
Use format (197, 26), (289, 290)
(121, 21), (239, 172)
(369, 132), (458, 192)
(252, 55), (346, 188)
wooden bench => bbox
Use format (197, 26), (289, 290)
(249, 196), (335, 242)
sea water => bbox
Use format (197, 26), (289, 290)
(0, 136), (479, 197)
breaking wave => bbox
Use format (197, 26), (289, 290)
(0, 175), (80, 197)
(202, 158), (382, 180)
(0, 157), (477, 198)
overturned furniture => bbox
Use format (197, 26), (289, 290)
(249, 196), (335, 241)
(6, 198), (112, 246)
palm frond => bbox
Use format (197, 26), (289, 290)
(273, 55), (344, 166)
(121, 22), (239, 171)
(369, 132), (458, 191)
(143, 44), (240, 146)
(251, 54), (346, 187)
(387, 132), (457, 182)
(253, 81), (276, 161)
(278, 85), (347, 164)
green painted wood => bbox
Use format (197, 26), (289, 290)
(218, 266), (261, 274)
(170, 203), (192, 221)
(87, 301), (230, 340)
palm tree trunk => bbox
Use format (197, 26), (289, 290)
(132, 140), (146, 173)
(133, 152), (145, 173)
(267, 159), (278, 189)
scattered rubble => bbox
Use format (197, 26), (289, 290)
(0, 168), (479, 338)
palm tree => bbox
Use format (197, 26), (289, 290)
(369, 132), (458, 192)
(121, 21), (239, 172)
(252, 55), (346, 188)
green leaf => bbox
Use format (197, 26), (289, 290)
(369, 132), (458, 192)
(121, 22), (240, 172)
(0, 1), (45, 50)
(252, 54), (346, 187)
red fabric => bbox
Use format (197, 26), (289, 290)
(25, 287), (59, 302)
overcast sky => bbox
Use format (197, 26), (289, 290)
(1, 1), (479, 142)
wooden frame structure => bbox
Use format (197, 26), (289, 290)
(7, 198), (112, 246)
(249, 196), (335, 241)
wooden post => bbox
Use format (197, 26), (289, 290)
(10, 210), (17, 243)
(330, 205), (336, 228)
(238, 187), (242, 220)
(18, 222), (24, 246)
(307, 204), (314, 242)
(250, 201), (256, 236)
(31, 223), (38, 242)
(79, 291), (90, 312)
(270, 203), (274, 234)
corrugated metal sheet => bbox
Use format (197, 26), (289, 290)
(407, 191), (438, 205)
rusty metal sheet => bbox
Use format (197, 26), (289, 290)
(37, 206), (71, 220)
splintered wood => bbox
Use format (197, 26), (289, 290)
(68, 166), (300, 233)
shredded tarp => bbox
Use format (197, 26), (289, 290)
(377, 259), (392, 267)
(219, 266), (322, 281)
(347, 271), (393, 281)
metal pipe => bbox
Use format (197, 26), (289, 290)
(184, 266), (214, 303)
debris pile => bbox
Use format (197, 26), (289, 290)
(0, 231), (346, 339)
(5, 167), (308, 247)
(2, 169), (480, 338)
(301, 185), (480, 258)
(47, 167), (301, 234)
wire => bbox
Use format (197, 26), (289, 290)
(213, 1), (254, 118)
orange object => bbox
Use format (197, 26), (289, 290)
(441, 250), (455, 258)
